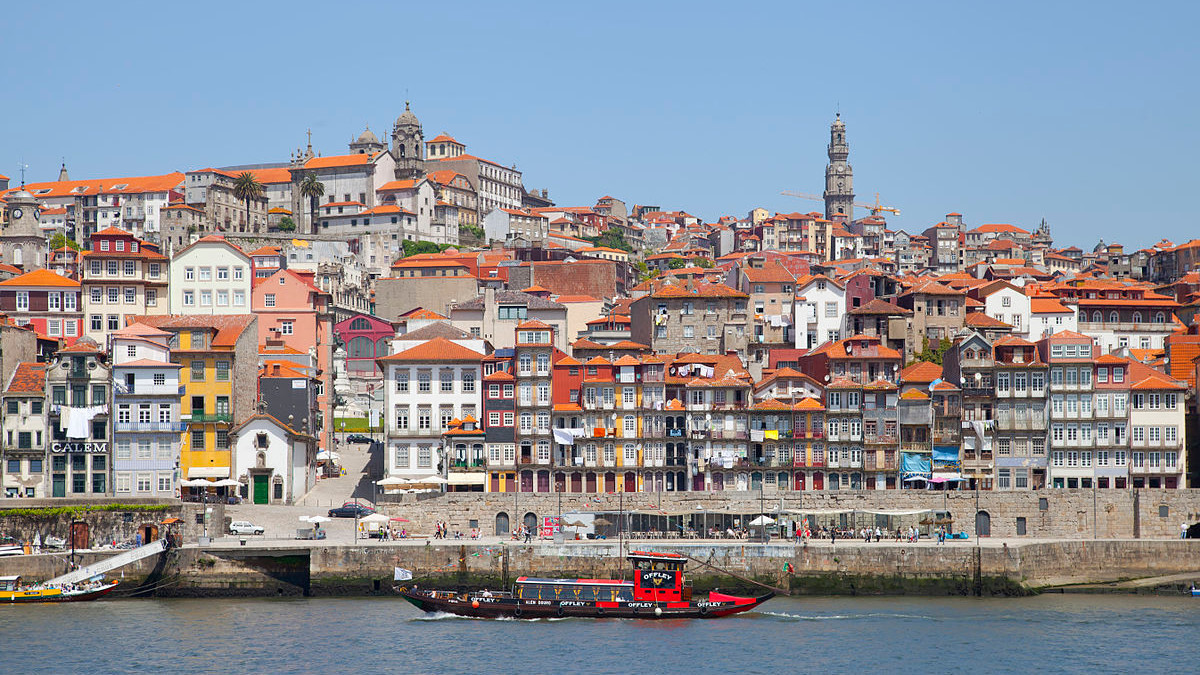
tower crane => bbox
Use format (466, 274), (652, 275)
(779, 190), (900, 217)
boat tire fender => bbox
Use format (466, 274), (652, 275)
(514, 606), (523, 618)
(597, 607), (605, 617)
(699, 605), (709, 616)
(556, 605), (565, 618)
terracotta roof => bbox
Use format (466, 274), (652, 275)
(516, 319), (553, 330)
(742, 263), (796, 284)
(795, 397), (825, 411)
(427, 134), (461, 145)
(964, 312), (1012, 328)
(117, 358), (182, 368)
(4, 362), (45, 394)
(394, 322), (472, 341)
(848, 298), (911, 315)
(401, 308), (451, 321)
(900, 361), (943, 383)
(612, 355), (641, 366)
(0, 268), (80, 288)
(1129, 372), (1186, 391)
(931, 380), (960, 391)
(378, 337), (483, 363)
(304, 152), (380, 170)
(127, 315), (255, 348)
(1030, 298), (1072, 314)
(899, 389), (930, 400)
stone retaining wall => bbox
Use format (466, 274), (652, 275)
(377, 489), (1200, 540)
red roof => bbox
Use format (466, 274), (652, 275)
(378, 337), (483, 363)
(0, 268), (80, 288)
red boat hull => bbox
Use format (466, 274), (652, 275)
(398, 588), (773, 620)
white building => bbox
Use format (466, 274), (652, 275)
(794, 274), (846, 349)
(979, 281), (1031, 336)
(378, 337), (484, 485)
(231, 414), (317, 504)
(169, 235), (252, 313)
(1028, 297), (1078, 341)
(110, 323), (183, 497)
(1126, 369), (1187, 489)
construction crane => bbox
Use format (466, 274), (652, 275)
(780, 190), (900, 217)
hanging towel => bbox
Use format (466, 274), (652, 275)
(552, 428), (577, 446)
(67, 405), (108, 439)
(750, 429), (765, 442)
(764, 430), (779, 440)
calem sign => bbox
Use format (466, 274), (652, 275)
(50, 442), (109, 454)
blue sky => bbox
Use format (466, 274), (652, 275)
(3, 1), (1197, 248)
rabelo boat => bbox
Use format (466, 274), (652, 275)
(0, 575), (119, 603)
(398, 550), (772, 619)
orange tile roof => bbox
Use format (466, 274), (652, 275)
(305, 152), (380, 170)
(0, 268), (80, 288)
(427, 134), (461, 144)
(1129, 372), (1186, 391)
(378, 337), (483, 363)
(795, 396), (825, 411)
(1030, 298), (1072, 314)
(401, 308), (451, 321)
(899, 389), (930, 400)
(4, 362), (46, 394)
(900, 361), (942, 383)
(965, 312), (1012, 328)
(131, 315), (256, 348)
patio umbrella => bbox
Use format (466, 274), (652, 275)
(178, 478), (211, 487)
(299, 516), (332, 524)
(418, 475), (448, 484)
(389, 517), (410, 522)
(316, 451), (340, 461)
(563, 520), (588, 528)
(360, 513), (390, 524)
(749, 515), (776, 526)
(211, 479), (241, 488)
(594, 518), (613, 526)
(935, 517), (954, 525)
(376, 477), (406, 486)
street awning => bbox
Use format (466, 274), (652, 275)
(187, 467), (230, 479)
(447, 473), (486, 485)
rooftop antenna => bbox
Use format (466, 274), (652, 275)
(19, 161), (28, 187)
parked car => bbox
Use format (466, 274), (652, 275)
(346, 434), (374, 444)
(229, 521), (265, 535)
(328, 502), (375, 518)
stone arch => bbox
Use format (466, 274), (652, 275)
(494, 512), (510, 536)
(975, 510), (991, 537)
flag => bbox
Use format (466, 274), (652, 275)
(394, 567), (413, 581)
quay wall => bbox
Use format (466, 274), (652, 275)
(377, 488), (1200, 540)
(5, 539), (1200, 597)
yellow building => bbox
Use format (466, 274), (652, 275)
(127, 315), (257, 484)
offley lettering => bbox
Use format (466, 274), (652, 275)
(51, 442), (109, 453)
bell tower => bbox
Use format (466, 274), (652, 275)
(392, 101), (425, 180)
(823, 114), (855, 220)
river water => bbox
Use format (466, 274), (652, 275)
(4, 594), (1193, 674)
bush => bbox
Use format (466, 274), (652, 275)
(0, 503), (173, 519)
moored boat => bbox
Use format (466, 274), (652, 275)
(0, 575), (119, 603)
(398, 550), (772, 619)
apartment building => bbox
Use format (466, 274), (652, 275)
(81, 227), (169, 343)
(110, 323), (183, 497)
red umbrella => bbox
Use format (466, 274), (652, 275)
(390, 517), (410, 522)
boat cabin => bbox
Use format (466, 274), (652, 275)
(512, 551), (692, 603)
(628, 551), (691, 602)
(0, 575), (21, 591)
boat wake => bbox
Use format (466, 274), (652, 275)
(411, 612), (568, 623)
(760, 611), (938, 621)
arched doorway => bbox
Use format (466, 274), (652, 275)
(604, 472), (616, 493)
(623, 472), (636, 492)
(536, 470), (550, 493)
(975, 510), (991, 537)
(794, 473), (806, 491)
(523, 512), (538, 535)
(520, 470), (534, 492)
(138, 523), (159, 544)
(494, 512), (510, 536)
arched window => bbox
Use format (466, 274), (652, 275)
(1154, 312), (1165, 323)
(347, 336), (372, 359)
(1109, 311), (1119, 323)
(1093, 311), (1102, 323)
(349, 317), (370, 330)
(1132, 312), (1142, 324)
(374, 338), (390, 358)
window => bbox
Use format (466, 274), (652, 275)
(15, 292), (28, 311)
(124, 287), (136, 304)
(825, 302), (838, 318)
(233, 291), (245, 306)
(216, 290), (228, 306)
(183, 290), (195, 306)
(264, 294), (276, 307)
(217, 267), (229, 280)
(418, 373), (431, 393)
(215, 361), (230, 382)
(200, 290), (212, 306)
(462, 370), (475, 393)
(233, 267), (244, 281)
(199, 267), (211, 281)
(394, 407), (409, 430)
(279, 320), (293, 335)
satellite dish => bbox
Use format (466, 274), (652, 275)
(824, 375), (831, 382)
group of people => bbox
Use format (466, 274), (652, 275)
(433, 521), (454, 539)
(510, 524), (534, 543)
(791, 524), (953, 544)
(376, 526), (407, 540)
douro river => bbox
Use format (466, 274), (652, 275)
(3, 594), (1192, 673)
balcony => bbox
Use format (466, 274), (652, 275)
(115, 421), (187, 433)
(114, 383), (186, 396)
(450, 460), (487, 470)
(689, 430), (710, 440)
(864, 433), (897, 445)
(666, 428), (685, 438)
(1078, 321), (1174, 333)
(185, 412), (232, 423)
(712, 430), (748, 440)
(932, 432), (959, 444)
(933, 405), (961, 417)
(900, 442), (930, 453)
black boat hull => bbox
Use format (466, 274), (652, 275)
(398, 588), (773, 620)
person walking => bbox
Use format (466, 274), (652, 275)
(1182, 523), (1189, 539)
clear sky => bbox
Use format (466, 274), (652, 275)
(3, 1), (1197, 248)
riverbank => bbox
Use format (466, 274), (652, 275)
(3, 537), (1197, 598)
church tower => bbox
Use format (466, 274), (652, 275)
(823, 114), (855, 220)
(0, 189), (47, 269)
(392, 102), (425, 180)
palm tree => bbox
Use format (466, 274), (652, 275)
(232, 172), (264, 233)
(299, 172), (325, 234)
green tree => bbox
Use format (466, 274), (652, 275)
(299, 172), (325, 234)
(277, 216), (296, 232)
(402, 240), (455, 257)
(667, 257), (686, 269)
(231, 172), (264, 233)
(909, 336), (953, 366)
(694, 257), (714, 268)
(48, 233), (80, 251)
(583, 228), (634, 253)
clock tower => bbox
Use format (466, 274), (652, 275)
(0, 189), (47, 269)
(823, 114), (855, 221)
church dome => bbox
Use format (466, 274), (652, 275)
(355, 126), (380, 144)
(5, 189), (35, 203)
(395, 102), (420, 128)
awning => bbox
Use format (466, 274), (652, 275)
(447, 473), (486, 485)
(187, 467), (230, 479)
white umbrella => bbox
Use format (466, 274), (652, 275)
(178, 478), (211, 487)
(211, 479), (241, 488)
(417, 475), (448, 484)
(317, 450), (340, 461)
(376, 477), (406, 486)
(299, 515), (332, 524)
(749, 515), (776, 526)
(360, 513), (390, 524)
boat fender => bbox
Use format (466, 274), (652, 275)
(654, 607), (663, 617)
(472, 600), (480, 609)
(699, 605), (709, 616)
(556, 605), (565, 618)
(596, 607), (605, 616)
(514, 606), (523, 618)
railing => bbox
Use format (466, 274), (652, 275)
(689, 430), (709, 439)
(450, 460), (487, 469)
(864, 434), (897, 444)
(113, 383), (186, 396)
(1078, 321), (1174, 332)
(996, 417), (1047, 431)
(712, 430), (748, 440)
(932, 433), (959, 444)
(115, 421), (187, 432)
(934, 406), (962, 417)
(185, 412), (232, 423)
(899, 442), (929, 452)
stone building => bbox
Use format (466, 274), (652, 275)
(0, 189), (47, 269)
(629, 280), (749, 356)
(45, 340), (111, 496)
(823, 115), (854, 220)
(1, 362), (48, 498)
